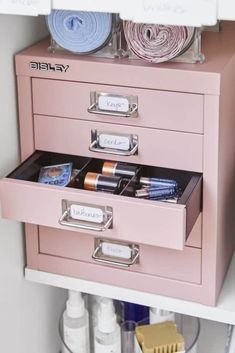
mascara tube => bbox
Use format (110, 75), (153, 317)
(102, 161), (138, 178)
(84, 172), (123, 194)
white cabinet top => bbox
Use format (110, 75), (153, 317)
(26, 252), (235, 325)
(0, 0), (235, 26)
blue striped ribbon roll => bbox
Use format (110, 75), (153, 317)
(47, 10), (113, 54)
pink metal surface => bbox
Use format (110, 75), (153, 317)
(8, 23), (235, 305)
(39, 225), (201, 284)
(0, 178), (188, 250)
(185, 214), (202, 249)
(17, 77), (34, 160)
(34, 115), (203, 172)
(16, 37), (223, 95)
(32, 78), (204, 134)
(37, 254), (209, 304)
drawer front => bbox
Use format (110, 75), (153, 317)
(32, 78), (204, 134)
(39, 226), (202, 284)
(34, 115), (203, 172)
(0, 151), (202, 250)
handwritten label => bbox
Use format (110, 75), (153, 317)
(121, 0), (217, 26)
(99, 134), (130, 151)
(70, 204), (104, 224)
(0, 0), (51, 15)
(102, 242), (132, 260)
(98, 95), (129, 113)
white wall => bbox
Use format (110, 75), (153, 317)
(0, 15), (66, 353)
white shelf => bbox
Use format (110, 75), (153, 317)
(26, 253), (235, 325)
(0, 0), (235, 26)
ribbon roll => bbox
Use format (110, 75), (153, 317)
(47, 10), (113, 54)
(123, 22), (195, 64)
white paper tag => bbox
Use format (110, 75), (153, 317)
(98, 95), (129, 113)
(70, 204), (104, 224)
(99, 134), (130, 151)
(0, 0), (51, 15)
(102, 242), (132, 259)
(121, 0), (217, 26)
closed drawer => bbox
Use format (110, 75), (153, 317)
(32, 79), (204, 134)
(39, 226), (202, 284)
(0, 151), (202, 250)
(34, 115), (203, 172)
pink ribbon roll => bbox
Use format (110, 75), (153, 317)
(123, 22), (195, 63)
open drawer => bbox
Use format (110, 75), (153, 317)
(0, 151), (202, 250)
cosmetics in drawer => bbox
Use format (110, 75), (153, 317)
(15, 152), (199, 208)
(36, 155), (180, 201)
(37, 157), (139, 195)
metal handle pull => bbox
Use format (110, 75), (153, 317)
(88, 102), (138, 118)
(92, 240), (140, 268)
(59, 201), (113, 232)
(88, 92), (138, 118)
(89, 139), (138, 156)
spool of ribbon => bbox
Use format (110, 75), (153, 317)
(47, 10), (113, 54)
(123, 22), (195, 64)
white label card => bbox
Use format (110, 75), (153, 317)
(102, 242), (132, 260)
(98, 95), (130, 113)
(121, 0), (217, 26)
(0, 0), (51, 15)
(70, 204), (104, 224)
(99, 134), (130, 151)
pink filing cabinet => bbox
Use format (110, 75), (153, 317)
(1, 23), (235, 305)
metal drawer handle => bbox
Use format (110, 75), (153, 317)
(59, 201), (113, 232)
(89, 139), (138, 156)
(92, 243), (140, 268)
(59, 210), (113, 231)
(88, 91), (138, 118)
(88, 102), (138, 118)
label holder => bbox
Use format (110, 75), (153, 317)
(59, 200), (113, 232)
(89, 130), (138, 156)
(88, 92), (138, 118)
(92, 238), (140, 267)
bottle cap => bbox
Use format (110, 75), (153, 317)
(66, 290), (85, 318)
(97, 298), (117, 333)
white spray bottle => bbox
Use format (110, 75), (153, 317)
(62, 290), (90, 353)
(94, 298), (121, 353)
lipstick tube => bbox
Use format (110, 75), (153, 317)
(84, 172), (123, 194)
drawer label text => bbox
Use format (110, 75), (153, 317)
(101, 242), (132, 260)
(70, 204), (104, 224)
(0, 0), (51, 15)
(99, 134), (130, 151)
(98, 95), (129, 113)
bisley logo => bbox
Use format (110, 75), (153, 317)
(29, 62), (69, 73)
